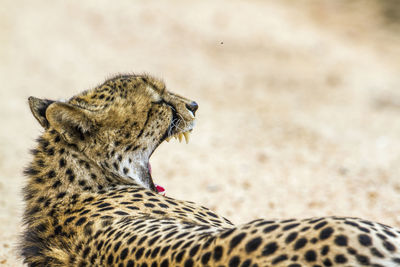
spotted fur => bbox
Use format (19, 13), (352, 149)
(21, 74), (400, 266)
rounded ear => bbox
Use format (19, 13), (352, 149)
(46, 102), (94, 144)
(28, 97), (55, 128)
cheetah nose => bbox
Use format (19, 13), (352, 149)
(185, 101), (198, 116)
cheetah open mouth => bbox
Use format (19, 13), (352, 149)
(150, 105), (195, 194)
(150, 130), (193, 195)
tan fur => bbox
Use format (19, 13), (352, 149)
(21, 74), (400, 266)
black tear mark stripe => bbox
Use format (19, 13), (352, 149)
(137, 106), (154, 138)
(161, 101), (179, 140)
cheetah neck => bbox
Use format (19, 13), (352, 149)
(108, 151), (157, 191)
(23, 131), (140, 219)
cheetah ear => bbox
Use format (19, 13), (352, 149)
(28, 96), (55, 128)
(45, 101), (94, 144)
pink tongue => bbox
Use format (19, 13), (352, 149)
(155, 184), (166, 195)
(148, 163), (166, 195)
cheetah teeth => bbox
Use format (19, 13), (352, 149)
(183, 132), (190, 144)
(165, 132), (191, 144)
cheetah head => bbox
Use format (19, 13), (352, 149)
(28, 74), (198, 192)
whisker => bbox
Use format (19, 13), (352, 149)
(176, 113), (188, 128)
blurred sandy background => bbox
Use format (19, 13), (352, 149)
(1, 0), (400, 265)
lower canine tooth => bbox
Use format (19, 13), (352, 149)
(183, 132), (190, 144)
(165, 136), (172, 142)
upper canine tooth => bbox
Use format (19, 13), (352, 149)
(183, 132), (190, 144)
(178, 133), (183, 142)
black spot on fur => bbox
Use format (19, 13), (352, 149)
(47, 170), (56, 178)
(285, 232), (298, 244)
(272, 254), (288, 264)
(245, 237), (262, 253)
(304, 250), (317, 262)
(201, 252), (211, 264)
(356, 254), (370, 265)
(294, 238), (307, 250)
(24, 167), (39, 176)
(334, 235), (348, 246)
(189, 244), (200, 257)
(319, 227), (334, 240)
(314, 221), (327, 230)
(220, 228), (235, 239)
(229, 233), (246, 252)
(321, 245), (329, 255)
(75, 217), (87, 226)
(213, 246), (223, 261)
(113, 162), (119, 170)
(59, 158), (66, 168)
(335, 254), (347, 263)
(184, 259), (194, 267)
(52, 180), (61, 188)
(283, 223), (300, 231)
(383, 240), (396, 252)
(370, 247), (384, 258)
(263, 224), (279, 233)
(262, 242), (278, 256)
(358, 234), (372, 246)
(56, 192), (66, 198)
(228, 256), (240, 267)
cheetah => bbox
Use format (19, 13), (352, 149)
(21, 74), (400, 266)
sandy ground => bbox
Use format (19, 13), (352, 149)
(1, 1), (400, 265)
